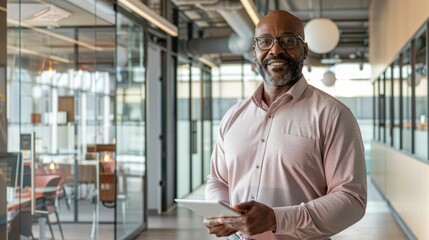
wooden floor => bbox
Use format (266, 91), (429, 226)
(29, 177), (407, 239)
(136, 177), (408, 240)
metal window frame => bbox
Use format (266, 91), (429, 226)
(390, 64), (395, 147)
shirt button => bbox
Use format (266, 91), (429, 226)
(251, 196), (255, 200)
(268, 115), (272, 118)
(256, 165), (260, 169)
(261, 139), (265, 142)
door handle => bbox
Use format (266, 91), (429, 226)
(31, 132), (36, 215)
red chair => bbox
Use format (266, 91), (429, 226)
(34, 175), (65, 240)
(44, 165), (71, 210)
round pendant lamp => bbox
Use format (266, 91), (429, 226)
(304, 18), (340, 54)
(322, 71), (336, 86)
(406, 71), (422, 86)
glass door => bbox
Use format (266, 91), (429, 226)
(176, 62), (191, 198)
(191, 65), (203, 190)
(6, 0), (117, 239)
(202, 68), (212, 181)
(115, 11), (147, 237)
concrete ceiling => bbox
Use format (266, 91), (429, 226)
(6, 0), (371, 71)
(174, 0), (371, 65)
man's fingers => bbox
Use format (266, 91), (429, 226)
(207, 224), (237, 237)
(219, 218), (243, 229)
(203, 218), (221, 227)
(207, 224), (223, 234)
(233, 200), (256, 212)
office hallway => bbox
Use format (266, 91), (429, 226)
(135, 177), (408, 240)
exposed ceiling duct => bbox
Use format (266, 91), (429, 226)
(176, 0), (371, 65)
(171, 0), (218, 6)
(196, 0), (242, 11)
(217, 9), (253, 39)
(182, 0), (254, 62)
(186, 33), (252, 55)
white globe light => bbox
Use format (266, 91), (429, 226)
(32, 85), (42, 98)
(322, 71), (336, 86)
(304, 18), (340, 54)
(406, 72), (422, 86)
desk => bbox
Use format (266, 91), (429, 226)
(7, 189), (46, 215)
(7, 189), (56, 240)
(7, 198), (31, 212)
(6, 198), (31, 226)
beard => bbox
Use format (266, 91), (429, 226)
(256, 53), (304, 87)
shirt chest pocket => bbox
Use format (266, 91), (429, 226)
(276, 134), (323, 171)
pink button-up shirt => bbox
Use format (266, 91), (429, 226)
(205, 76), (367, 240)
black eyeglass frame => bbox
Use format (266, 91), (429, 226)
(254, 35), (305, 50)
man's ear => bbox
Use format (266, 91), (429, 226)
(252, 45), (256, 60)
(303, 43), (309, 60)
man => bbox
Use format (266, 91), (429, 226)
(204, 10), (367, 240)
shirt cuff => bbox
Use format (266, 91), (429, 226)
(272, 206), (295, 235)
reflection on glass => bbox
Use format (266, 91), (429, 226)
(202, 69), (212, 182)
(115, 13), (146, 237)
(7, 0), (121, 239)
(402, 46), (412, 153)
(414, 31), (427, 159)
(191, 65), (202, 190)
(177, 63), (191, 198)
(392, 58), (401, 149)
(385, 67), (392, 145)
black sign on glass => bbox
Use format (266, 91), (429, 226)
(20, 134), (32, 151)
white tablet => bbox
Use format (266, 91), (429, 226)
(175, 199), (242, 218)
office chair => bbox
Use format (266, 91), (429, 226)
(34, 175), (65, 240)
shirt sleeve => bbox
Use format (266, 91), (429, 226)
(205, 108), (234, 204)
(272, 107), (367, 239)
(205, 139), (230, 203)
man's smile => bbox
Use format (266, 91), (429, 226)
(266, 60), (289, 73)
(267, 60), (286, 66)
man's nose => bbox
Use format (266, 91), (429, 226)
(269, 40), (285, 55)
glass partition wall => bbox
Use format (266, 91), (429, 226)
(191, 65), (202, 191)
(115, 12), (146, 237)
(402, 45), (413, 153)
(6, 1), (146, 239)
(392, 58), (402, 149)
(414, 29), (427, 159)
(176, 61), (191, 198)
(374, 20), (429, 162)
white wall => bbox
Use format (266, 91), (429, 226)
(369, 0), (429, 80)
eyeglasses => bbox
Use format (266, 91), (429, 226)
(254, 35), (305, 50)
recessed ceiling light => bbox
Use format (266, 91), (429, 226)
(27, 4), (71, 22)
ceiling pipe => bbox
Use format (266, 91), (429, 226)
(196, 0), (242, 12)
(170, 0), (218, 6)
(217, 9), (253, 39)
(186, 36), (231, 55)
(185, 33), (253, 55)
(280, 0), (294, 11)
(196, 0), (253, 38)
(186, 1), (254, 62)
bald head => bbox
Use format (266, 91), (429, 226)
(255, 10), (305, 40)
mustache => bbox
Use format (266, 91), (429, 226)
(262, 53), (304, 66)
(262, 53), (294, 66)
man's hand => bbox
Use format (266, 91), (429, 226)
(220, 201), (277, 236)
(204, 217), (238, 237)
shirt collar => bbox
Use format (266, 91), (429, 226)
(251, 75), (308, 107)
